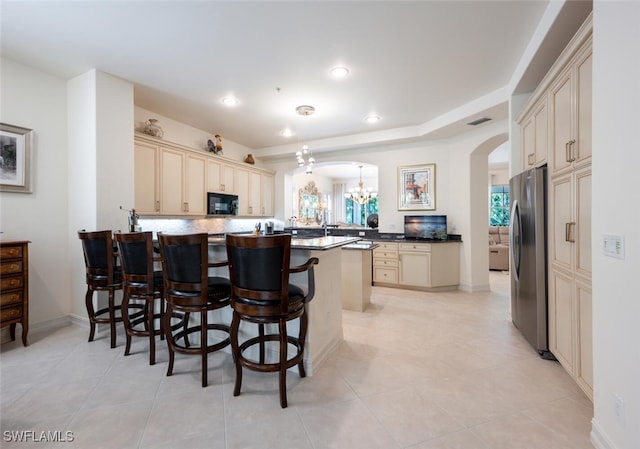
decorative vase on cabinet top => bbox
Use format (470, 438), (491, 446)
(143, 119), (164, 138)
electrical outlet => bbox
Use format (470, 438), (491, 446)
(291, 230), (297, 235)
(359, 231), (365, 236)
(614, 394), (626, 427)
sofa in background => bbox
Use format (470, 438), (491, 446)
(489, 226), (509, 271)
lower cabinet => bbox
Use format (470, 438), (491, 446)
(374, 241), (459, 290)
(373, 243), (399, 285)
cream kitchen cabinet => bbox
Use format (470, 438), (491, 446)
(261, 173), (274, 216)
(548, 165), (592, 399)
(549, 42), (592, 176)
(206, 159), (236, 194)
(135, 136), (206, 216)
(515, 15), (592, 400)
(135, 134), (274, 217)
(398, 242), (459, 290)
(134, 140), (160, 215)
(236, 167), (273, 216)
(520, 97), (548, 170)
(373, 242), (398, 285)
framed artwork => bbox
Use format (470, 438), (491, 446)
(398, 164), (435, 210)
(0, 123), (33, 193)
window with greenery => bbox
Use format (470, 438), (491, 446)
(490, 185), (510, 226)
(346, 197), (378, 226)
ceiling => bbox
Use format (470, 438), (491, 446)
(1, 1), (592, 176)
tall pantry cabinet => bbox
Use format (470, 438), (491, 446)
(517, 15), (592, 400)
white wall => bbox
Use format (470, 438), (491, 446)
(591, 3), (640, 449)
(0, 58), (71, 332)
(134, 107), (258, 167)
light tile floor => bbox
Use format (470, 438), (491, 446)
(1, 271), (593, 449)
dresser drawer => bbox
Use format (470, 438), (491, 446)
(399, 243), (431, 252)
(0, 306), (22, 322)
(1, 290), (24, 307)
(0, 246), (23, 259)
(1, 276), (24, 290)
(373, 257), (398, 268)
(1, 260), (23, 275)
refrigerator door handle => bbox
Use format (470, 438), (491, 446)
(510, 200), (522, 280)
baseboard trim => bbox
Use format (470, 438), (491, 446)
(1, 315), (73, 344)
(591, 418), (617, 449)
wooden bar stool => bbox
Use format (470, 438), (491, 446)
(158, 232), (231, 387)
(114, 231), (165, 365)
(225, 233), (318, 408)
(78, 230), (122, 348)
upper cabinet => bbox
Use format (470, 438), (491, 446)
(520, 97), (548, 170)
(135, 134), (274, 217)
(235, 167), (274, 216)
(550, 46), (592, 176)
(206, 159), (236, 194)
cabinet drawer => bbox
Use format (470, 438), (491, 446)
(1, 261), (23, 275)
(1, 291), (24, 307)
(0, 246), (23, 259)
(1, 276), (24, 290)
(399, 243), (431, 252)
(0, 306), (22, 321)
(376, 242), (398, 251)
(373, 250), (397, 259)
(373, 258), (398, 268)
(373, 267), (398, 284)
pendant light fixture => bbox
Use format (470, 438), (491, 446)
(345, 165), (377, 205)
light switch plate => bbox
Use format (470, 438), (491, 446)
(603, 234), (625, 259)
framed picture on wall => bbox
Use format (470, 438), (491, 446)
(0, 123), (33, 193)
(398, 164), (435, 210)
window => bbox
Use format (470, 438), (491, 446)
(346, 197), (378, 226)
(490, 185), (510, 226)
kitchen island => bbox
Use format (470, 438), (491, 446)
(208, 235), (360, 375)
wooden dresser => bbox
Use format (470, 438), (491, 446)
(0, 240), (30, 346)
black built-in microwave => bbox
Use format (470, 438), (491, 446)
(207, 192), (238, 215)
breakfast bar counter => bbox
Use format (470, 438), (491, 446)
(207, 235), (360, 374)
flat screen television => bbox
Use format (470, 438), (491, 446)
(404, 215), (448, 240)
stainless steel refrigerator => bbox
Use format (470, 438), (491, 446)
(509, 166), (554, 359)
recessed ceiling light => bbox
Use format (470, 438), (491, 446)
(281, 129), (293, 137)
(222, 96), (239, 106)
(365, 115), (381, 124)
(330, 67), (349, 78)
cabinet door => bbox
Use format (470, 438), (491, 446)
(549, 268), (574, 375)
(222, 164), (236, 193)
(550, 174), (573, 271)
(235, 168), (250, 215)
(249, 171), (261, 215)
(160, 147), (185, 215)
(576, 51), (592, 164)
(134, 141), (159, 214)
(206, 159), (223, 193)
(575, 167), (592, 276)
(550, 71), (573, 175)
(522, 117), (535, 169)
(398, 252), (430, 287)
(576, 280), (593, 396)
(185, 153), (206, 215)
(261, 173), (274, 216)
(533, 100), (548, 166)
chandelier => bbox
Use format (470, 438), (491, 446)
(345, 165), (378, 205)
(295, 144), (315, 174)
